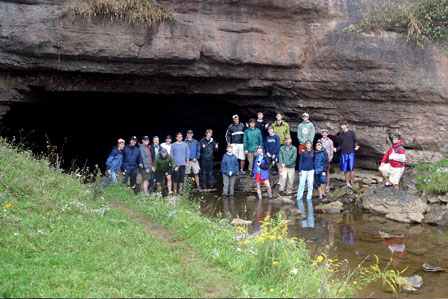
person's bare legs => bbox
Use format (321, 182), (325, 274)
(379, 169), (391, 185)
(264, 180), (272, 198)
(156, 183), (161, 192)
(318, 185), (324, 199)
(344, 172), (350, 185)
(173, 183), (178, 192)
(179, 183), (184, 192)
(167, 175), (172, 193)
(326, 172), (331, 190)
(349, 171), (355, 185)
(256, 181), (262, 199)
(194, 173), (200, 188)
(240, 160), (245, 172)
(141, 179), (149, 194)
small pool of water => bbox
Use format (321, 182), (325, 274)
(199, 193), (448, 298)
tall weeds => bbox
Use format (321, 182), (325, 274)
(71, 0), (174, 28)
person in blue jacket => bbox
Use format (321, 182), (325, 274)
(103, 138), (125, 188)
(221, 144), (239, 197)
(296, 140), (314, 207)
(314, 141), (329, 200)
(122, 136), (143, 193)
(253, 146), (272, 200)
(264, 126), (281, 175)
(184, 129), (202, 190)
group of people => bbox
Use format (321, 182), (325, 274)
(103, 111), (406, 201)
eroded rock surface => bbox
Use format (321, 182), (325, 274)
(362, 187), (429, 223)
(424, 203), (448, 227)
(0, 0), (447, 169)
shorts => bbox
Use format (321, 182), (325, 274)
(155, 171), (171, 183)
(254, 172), (268, 182)
(139, 168), (152, 181)
(379, 163), (404, 185)
(185, 160), (200, 174)
(314, 172), (328, 187)
(340, 153), (355, 172)
(173, 165), (186, 183)
(231, 143), (245, 160)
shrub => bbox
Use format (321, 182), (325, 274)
(350, 0), (448, 50)
(416, 157), (448, 194)
(71, 0), (175, 28)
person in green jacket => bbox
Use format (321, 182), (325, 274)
(297, 112), (315, 155)
(244, 118), (263, 174)
(272, 112), (290, 145)
(279, 136), (297, 196)
(154, 148), (176, 195)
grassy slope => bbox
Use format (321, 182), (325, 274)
(0, 141), (235, 298)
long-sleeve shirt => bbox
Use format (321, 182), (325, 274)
(319, 137), (334, 161)
(279, 144), (297, 168)
(170, 142), (190, 166)
(298, 150), (314, 172)
(264, 134), (281, 156)
(337, 130), (358, 154)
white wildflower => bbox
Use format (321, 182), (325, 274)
(291, 268), (298, 275)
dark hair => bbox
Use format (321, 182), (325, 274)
(341, 121), (348, 125)
(176, 132), (183, 137)
(249, 118), (256, 123)
(166, 135), (172, 139)
(276, 112), (283, 116)
(153, 136), (159, 140)
(392, 134), (401, 140)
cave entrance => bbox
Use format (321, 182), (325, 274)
(1, 92), (257, 172)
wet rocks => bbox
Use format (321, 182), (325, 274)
(327, 187), (357, 204)
(269, 196), (296, 206)
(421, 263), (446, 273)
(423, 204), (448, 227)
(361, 187), (429, 223)
(315, 201), (344, 213)
(230, 218), (252, 226)
(396, 275), (423, 292)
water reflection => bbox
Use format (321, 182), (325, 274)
(297, 198), (314, 228)
(340, 213), (355, 246)
(379, 231), (406, 266)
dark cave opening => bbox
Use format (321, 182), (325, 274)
(1, 92), (292, 173)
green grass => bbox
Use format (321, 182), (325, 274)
(0, 139), (404, 297)
(416, 156), (448, 194)
(105, 185), (404, 297)
(349, 0), (448, 50)
(0, 140), (234, 297)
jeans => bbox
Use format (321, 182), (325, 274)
(296, 169), (314, 201)
(103, 171), (117, 188)
(201, 159), (215, 188)
(222, 175), (236, 196)
(123, 170), (137, 191)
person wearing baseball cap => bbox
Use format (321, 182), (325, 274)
(161, 135), (173, 155)
(225, 114), (247, 174)
(297, 112), (315, 155)
(318, 128), (334, 194)
(122, 136), (143, 193)
(139, 136), (154, 195)
(103, 138), (125, 188)
(153, 147), (176, 195)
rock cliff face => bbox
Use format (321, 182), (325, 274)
(0, 0), (447, 168)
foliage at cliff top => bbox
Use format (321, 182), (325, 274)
(350, 0), (448, 50)
(71, 0), (174, 28)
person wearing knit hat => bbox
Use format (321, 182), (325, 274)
(103, 138), (125, 188)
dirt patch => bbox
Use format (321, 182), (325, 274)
(108, 199), (234, 298)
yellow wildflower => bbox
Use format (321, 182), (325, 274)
(273, 261), (279, 265)
(269, 288), (274, 293)
(316, 255), (324, 262)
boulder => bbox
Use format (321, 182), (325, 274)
(315, 201), (344, 213)
(269, 196), (296, 206)
(423, 204), (448, 227)
(327, 187), (357, 204)
(395, 275), (423, 292)
(361, 187), (429, 223)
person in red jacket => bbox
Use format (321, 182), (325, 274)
(379, 135), (406, 189)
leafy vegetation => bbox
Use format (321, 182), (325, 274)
(416, 156), (448, 194)
(105, 182), (406, 298)
(350, 0), (448, 50)
(71, 0), (175, 28)
(0, 139), (406, 297)
(0, 139), (235, 297)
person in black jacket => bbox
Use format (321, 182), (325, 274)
(334, 122), (359, 188)
(200, 129), (219, 190)
(225, 114), (246, 174)
(122, 136), (143, 193)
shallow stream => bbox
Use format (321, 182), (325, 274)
(199, 192), (448, 298)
